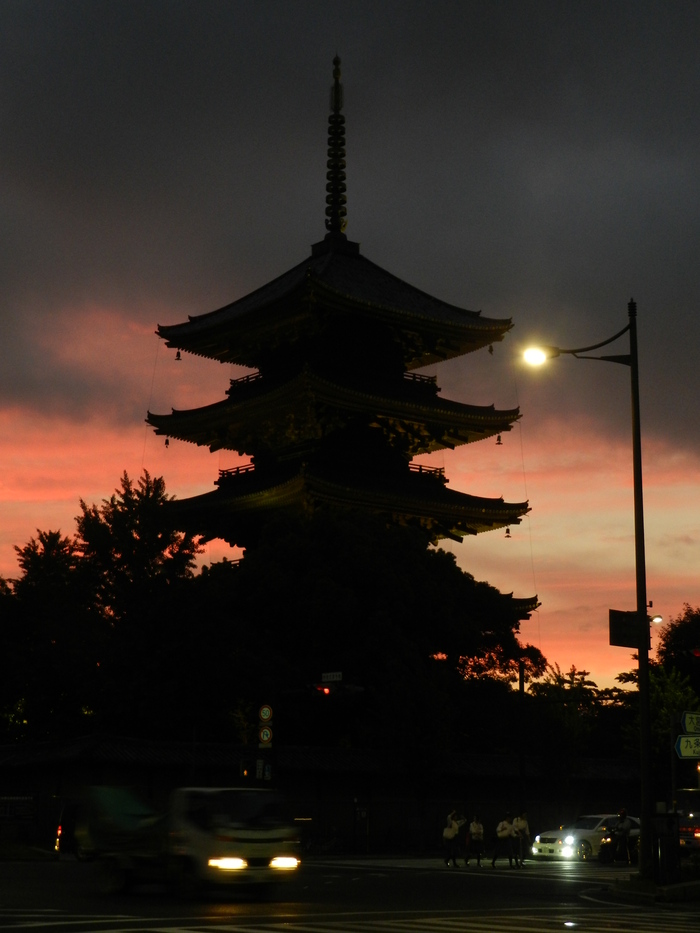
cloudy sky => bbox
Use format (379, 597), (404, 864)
(1, 0), (698, 688)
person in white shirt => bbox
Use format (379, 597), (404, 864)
(512, 811), (530, 865)
(442, 809), (465, 867)
(491, 812), (520, 868)
(465, 815), (484, 868)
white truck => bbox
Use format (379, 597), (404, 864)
(79, 785), (301, 895)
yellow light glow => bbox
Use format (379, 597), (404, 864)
(270, 856), (300, 870)
(524, 347), (548, 366)
(208, 857), (247, 870)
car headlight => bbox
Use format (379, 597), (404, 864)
(564, 834), (575, 846)
(562, 846), (575, 858)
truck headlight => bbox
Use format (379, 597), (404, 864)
(270, 856), (300, 870)
(208, 857), (247, 870)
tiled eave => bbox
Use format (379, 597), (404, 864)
(156, 247), (514, 367)
(164, 468), (529, 545)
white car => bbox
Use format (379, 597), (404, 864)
(531, 813), (640, 861)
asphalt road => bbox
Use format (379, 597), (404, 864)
(1, 856), (699, 932)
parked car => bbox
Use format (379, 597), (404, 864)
(675, 789), (700, 854)
(531, 813), (640, 861)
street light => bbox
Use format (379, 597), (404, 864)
(525, 298), (654, 880)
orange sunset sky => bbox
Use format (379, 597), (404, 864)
(1, 1), (699, 690)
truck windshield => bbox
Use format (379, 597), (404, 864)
(184, 790), (288, 829)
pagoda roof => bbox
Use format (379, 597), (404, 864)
(156, 235), (513, 370)
(163, 467), (529, 547)
(157, 55), (514, 369)
(147, 368), (520, 455)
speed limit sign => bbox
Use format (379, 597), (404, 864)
(259, 704), (273, 722)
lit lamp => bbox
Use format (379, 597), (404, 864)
(524, 299), (654, 880)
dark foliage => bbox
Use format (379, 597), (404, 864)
(0, 470), (659, 764)
(656, 604), (700, 699)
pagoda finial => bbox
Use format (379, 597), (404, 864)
(325, 55), (347, 235)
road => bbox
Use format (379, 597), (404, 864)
(1, 856), (699, 931)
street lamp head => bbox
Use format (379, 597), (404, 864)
(651, 614), (663, 625)
(523, 345), (561, 366)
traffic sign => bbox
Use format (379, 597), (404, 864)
(675, 734), (700, 759)
(259, 704), (273, 722)
(681, 711), (700, 734)
(258, 725), (273, 745)
(608, 609), (650, 649)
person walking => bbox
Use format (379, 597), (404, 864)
(513, 811), (530, 866)
(465, 814), (484, 867)
(442, 809), (465, 867)
(491, 812), (520, 868)
(614, 808), (632, 864)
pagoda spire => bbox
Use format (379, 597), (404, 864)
(325, 56), (347, 236)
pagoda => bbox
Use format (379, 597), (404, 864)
(147, 58), (529, 549)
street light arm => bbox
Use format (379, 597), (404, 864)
(524, 323), (632, 367)
(559, 321), (631, 357)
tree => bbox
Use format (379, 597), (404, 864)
(0, 473), (204, 741)
(656, 604), (700, 699)
(528, 664), (602, 756)
(616, 659), (699, 796)
(0, 480), (547, 748)
(72, 471), (204, 736)
(2, 530), (104, 740)
(75, 470), (202, 621)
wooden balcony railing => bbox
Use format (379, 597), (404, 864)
(228, 371), (262, 390)
(409, 463), (445, 478)
(403, 372), (438, 387)
(217, 463), (255, 481)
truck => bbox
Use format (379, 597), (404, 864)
(76, 785), (301, 896)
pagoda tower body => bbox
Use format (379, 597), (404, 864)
(147, 59), (529, 548)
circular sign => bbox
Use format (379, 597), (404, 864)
(259, 704), (273, 722)
(258, 725), (273, 744)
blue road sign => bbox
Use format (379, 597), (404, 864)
(675, 734), (700, 759)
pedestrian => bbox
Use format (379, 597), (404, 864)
(491, 812), (520, 868)
(614, 808), (632, 864)
(513, 811), (530, 865)
(465, 814), (484, 867)
(442, 809), (465, 868)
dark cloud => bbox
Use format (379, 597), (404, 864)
(0, 0), (698, 451)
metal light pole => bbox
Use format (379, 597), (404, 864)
(525, 299), (653, 879)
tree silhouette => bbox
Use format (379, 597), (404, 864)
(656, 604), (700, 699)
(0, 474), (549, 748)
(75, 470), (202, 621)
(3, 530), (104, 739)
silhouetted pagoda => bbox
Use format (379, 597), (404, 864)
(148, 58), (529, 549)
